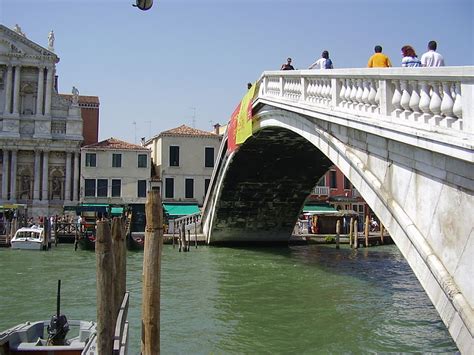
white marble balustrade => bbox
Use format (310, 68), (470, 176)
(259, 67), (474, 135)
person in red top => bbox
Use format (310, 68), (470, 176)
(368, 45), (392, 68)
(281, 57), (295, 70)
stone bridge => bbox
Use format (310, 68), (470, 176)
(201, 67), (474, 353)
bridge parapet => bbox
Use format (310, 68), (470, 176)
(260, 67), (474, 140)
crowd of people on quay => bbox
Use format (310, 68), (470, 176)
(281, 40), (445, 70)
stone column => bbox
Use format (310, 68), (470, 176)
(36, 66), (44, 116)
(42, 150), (49, 200)
(4, 65), (13, 114)
(44, 67), (53, 116)
(9, 149), (17, 201)
(12, 65), (21, 115)
(65, 152), (72, 201)
(1, 150), (9, 199)
(33, 150), (41, 200)
(73, 152), (79, 201)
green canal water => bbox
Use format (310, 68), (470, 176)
(0, 244), (458, 354)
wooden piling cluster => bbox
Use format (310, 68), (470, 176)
(141, 190), (163, 355)
(95, 217), (127, 354)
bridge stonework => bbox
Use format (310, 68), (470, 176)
(202, 68), (474, 353)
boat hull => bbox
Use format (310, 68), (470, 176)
(11, 240), (43, 250)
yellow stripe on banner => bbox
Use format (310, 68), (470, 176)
(235, 82), (258, 145)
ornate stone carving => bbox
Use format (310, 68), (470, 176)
(51, 93), (70, 110)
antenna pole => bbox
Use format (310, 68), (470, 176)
(57, 279), (61, 318)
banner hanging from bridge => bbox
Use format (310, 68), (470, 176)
(228, 81), (258, 153)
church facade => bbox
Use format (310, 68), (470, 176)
(0, 24), (99, 217)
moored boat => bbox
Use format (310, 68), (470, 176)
(10, 226), (48, 250)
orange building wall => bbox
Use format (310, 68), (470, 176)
(81, 107), (99, 146)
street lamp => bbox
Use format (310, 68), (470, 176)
(133, 0), (153, 11)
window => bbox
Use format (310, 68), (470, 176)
(84, 179), (96, 197)
(138, 154), (147, 168)
(185, 178), (194, 198)
(97, 179), (108, 197)
(204, 179), (210, 196)
(137, 180), (147, 198)
(316, 176), (326, 187)
(165, 178), (174, 198)
(85, 153), (96, 167)
(111, 179), (121, 197)
(329, 170), (337, 188)
(169, 146), (179, 167)
(205, 147), (214, 168)
(344, 176), (351, 190)
(112, 154), (122, 168)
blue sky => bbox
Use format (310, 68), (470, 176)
(1, 0), (473, 143)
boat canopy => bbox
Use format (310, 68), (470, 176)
(163, 203), (200, 217)
(303, 203), (338, 214)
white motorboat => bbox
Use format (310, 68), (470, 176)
(10, 226), (46, 250)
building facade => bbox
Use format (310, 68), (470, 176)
(0, 24), (99, 217)
(145, 125), (222, 206)
(80, 138), (151, 205)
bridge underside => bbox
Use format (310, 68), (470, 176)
(210, 127), (332, 244)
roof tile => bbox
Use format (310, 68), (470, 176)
(83, 137), (150, 151)
(160, 124), (218, 138)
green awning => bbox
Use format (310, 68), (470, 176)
(111, 207), (124, 215)
(303, 204), (338, 213)
(163, 203), (200, 217)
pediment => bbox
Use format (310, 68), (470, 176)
(0, 24), (57, 59)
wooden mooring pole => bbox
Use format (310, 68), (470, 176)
(380, 224), (385, 244)
(335, 220), (340, 249)
(364, 215), (369, 247)
(349, 217), (354, 248)
(141, 190), (163, 355)
(112, 217), (126, 318)
(95, 220), (115, 354)
(353, 220), (359, 249)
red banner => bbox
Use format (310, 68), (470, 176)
(227, 102), (241, 153)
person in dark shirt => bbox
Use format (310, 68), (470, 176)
(280, 57), (295, 70)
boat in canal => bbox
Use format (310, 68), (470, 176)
(0, 280), (97, 354)
(10, 226), (48, 250)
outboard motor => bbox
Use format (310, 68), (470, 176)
(47, 280), (70, 345)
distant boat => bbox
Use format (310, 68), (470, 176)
(10, 226), (51, 250)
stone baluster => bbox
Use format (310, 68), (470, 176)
(428, 82), (442, 126)
(4, 65), (13, 114)
(452, 82), (463, 130)
(355, 79), (364, 110)
(279, 77), (284, 97)
(300, 77), (307, 103)
(321, 79), (328, 104)
(330, 78), (341, 108)
(36, 66), (45, 116)
(418, 81), (432, 124)
(12, 65), (21, 115)
(440, 81), (458, 129)
(361, 80), (370, 112)
(1, 150), (9, 199)
(344, 79), (352, 107)
(339, 79), (346, 107)
(408, 81), (421, 122)
(349, 79), (358, 109)
(314, 79), (322, 104)
(368, 80), (378, 113)
(452, 82), (462, 119)
(9, 149), (17, 201)
(399, 80), (411, 119)
(391, 80), (402, 117)
(33, 150), (41, 200)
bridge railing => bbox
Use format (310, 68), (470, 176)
(259, 67), (474, 137)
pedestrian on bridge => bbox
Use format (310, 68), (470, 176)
(281, 57), (295, 70)
(368, 45), (392, 68)
(401, 45), (422, 67)
(309, 50), (333, 69)
(421, 40), (445, 67)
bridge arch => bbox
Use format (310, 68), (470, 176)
(202, 99), (473, 352)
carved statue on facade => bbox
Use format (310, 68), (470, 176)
(72, 86), (79, 105)
(48, 30), (55, 50)
(20, 174), (31, 200)
(13, 24), (25, 37)
(52, 176), (62, 199)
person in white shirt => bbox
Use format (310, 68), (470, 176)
(420, 40), (445, 67)
(309, 50), (333, 69)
